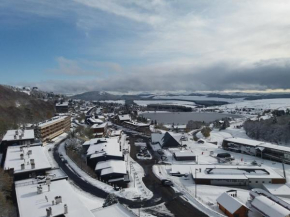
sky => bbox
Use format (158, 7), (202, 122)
(0, 0), (290, 94)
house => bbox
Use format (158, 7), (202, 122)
(222, 137), (290, 163)
(191, 164), (286, 187)
(250, 195), (290, 217)
(91, 122), (108, 137)
(160, 132), (181, 148)
(4, 144), (52, 180)
(0, 129), (35, 164)
(116, 114), (131, 123)
(95, 160), (129, 186)
(55, 102), (69, 113)
(36, 116), (70, 142)
(86, 138), (124, 168)
(15, 178), (95, 217)
(173, 151), (196, 161)
(122, 121), (151, 135)
(216, 191), (248, 217)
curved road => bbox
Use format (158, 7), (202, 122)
(53, 137), (208, 217)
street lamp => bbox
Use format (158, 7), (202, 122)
(195, 169), (198, 198)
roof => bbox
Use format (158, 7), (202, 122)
(263, 184), (290, 196)
(251, 195), (290, 217)
(88, 118), (103, 124)
(4, 145), (52, 174)
(151, 133), (164, 144)
(118, 114), (131, 121)
(190, 165), (284, 180)
(91, 122), (108, 129)
(123, 121), (150, 127)
(224, 137), (290, 153)
(56, 102), (69, 106)
(92, 203), (136, 217)
(86, 138), (122, 158)
(15, 179), (95, 217)
(96, 160), (127, 176)
(38, 116), (69, 128)
(216, 192), (246, 214)
(2, 129), (35, 141)
(174, 151), (195, 157)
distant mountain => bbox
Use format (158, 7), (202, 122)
(0, 85), (55, 137)
(71, 91), (122, 100)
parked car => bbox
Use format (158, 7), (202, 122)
(161, 179), (173, 186)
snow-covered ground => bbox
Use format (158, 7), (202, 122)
(134, 100), (196, 108)
(218, 98), (290, 110)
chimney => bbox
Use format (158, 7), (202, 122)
(30, 159), (35, 164)
(14, 135), (17, 139)
(64, 204), (68, 214)
(20, 146), (23, 151)
(21, 164), (25, 170)
(46, 208), (51, 217)
(20, 153), (24, 160)
(37, 185), (43, 194)
(31, 162), (35, 169)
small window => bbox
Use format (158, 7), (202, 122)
(256, 181), (258, 183)
(269, 181), (272, 183)
(262, 181), (265, 183)
(249, 181), (251, 183)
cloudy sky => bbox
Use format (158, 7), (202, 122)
(1, 0), (290, 94)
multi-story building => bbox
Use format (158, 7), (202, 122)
(36, 116), (70, 142)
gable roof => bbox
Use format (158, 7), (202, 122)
(216, 192), (246, 214)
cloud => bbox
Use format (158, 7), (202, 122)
(48, 57), (122, 76)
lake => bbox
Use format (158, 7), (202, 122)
(141, 112), (242, 124)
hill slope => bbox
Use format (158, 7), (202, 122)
(0, 85), (55, 137)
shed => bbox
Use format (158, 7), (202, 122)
(173, 151), (196, 161)
(216, 192), (248, 217)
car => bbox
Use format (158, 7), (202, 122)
(157, 149), (164, 155)
(61, 157), (67, 163)
(59, 154), (63, 157)
(161, 179), (173, 186)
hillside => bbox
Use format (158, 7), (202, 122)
(0, 85), (55, 137)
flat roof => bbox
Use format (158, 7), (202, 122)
(225, 137), (290, 153)
(15, 179), (95, 217)
(38, 116), (69, 128)
(123, 121), (150, 127)
(2, 129), (35, 141)
(4, 145), (52, 174)
(96, 160), (127, 176)
(87, 138), (122, 158)
(174, 151), (195, 157)
(190, 165), (284, 180)
(91, 122), (108, 129)
(56, 102), (69, 106)
(92, 203), (136, 217)
(118, 115), (131, 121)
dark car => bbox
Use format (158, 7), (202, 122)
(161, 179), (173, 186)
(157, 149), (164, 155)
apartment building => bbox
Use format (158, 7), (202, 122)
(36, 116), (70, 142)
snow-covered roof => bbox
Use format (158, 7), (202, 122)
(96, 160), (127, 176)
(91, 122), (108, 129)
(2, 129), (35, 141)
(151, 133), (164, 144)
(15, 179), (95, 217)
(4, 145), (52, 174)
(56, 102), (69, 106)
(38, 116), (69, 128)
(88, 118), (103, 124)
(251, 195), (290, 217)
(118, 114), (131, 121)
(263, 184), (290, 197)
(174, 151), (195, 157)
(92, 203), (136, 217)
(216, 192), (246, 214)
(224, 137), (290, 153)
(123, 121), (150, 127)
(190, 165), (284, 180)
(87, 138), (122, 158)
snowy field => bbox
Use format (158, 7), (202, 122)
(134, 100), (196, 108)
(217, 98), (290, 110)
(153, 95), (244, 103)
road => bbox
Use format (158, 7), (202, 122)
(53, 135), (208, 217)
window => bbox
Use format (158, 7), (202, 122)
(249, 181), (251, 183)
(256, 181), (258, 183)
